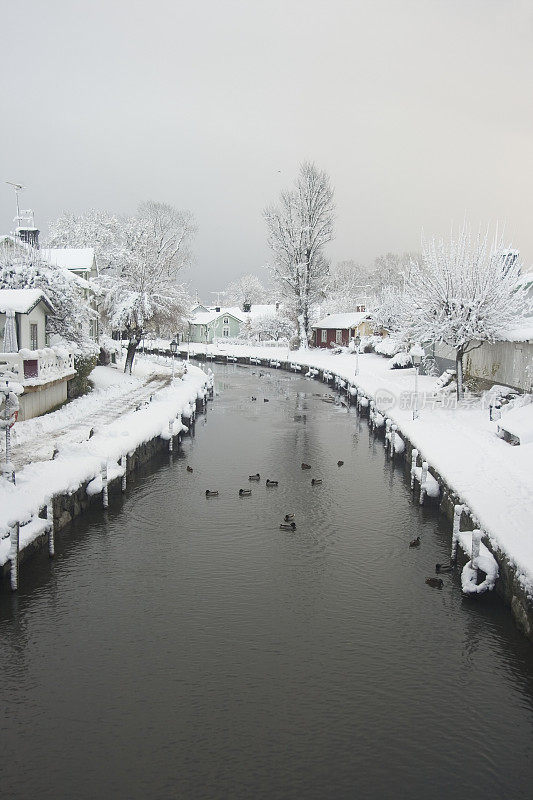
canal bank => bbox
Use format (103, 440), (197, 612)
(0, 364), (213, 585)
(144, 342), (533, 643)
(1, 362), (532, 800)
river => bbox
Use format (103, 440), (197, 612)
(1, 363), (532, 799)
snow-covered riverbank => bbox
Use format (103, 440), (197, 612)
(0, 362), (211, 566)
(170, 341), (533, 598)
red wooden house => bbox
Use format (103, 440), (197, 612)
(311, 311), (372, 348)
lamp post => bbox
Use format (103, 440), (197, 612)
(409, 343), (424, 420)
(170, 337), (178, 379)
(354, 334), (361, 377)
(1, 380), (17, 484)
(187, 322), (191, 362)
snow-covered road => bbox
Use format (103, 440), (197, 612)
(8, 370), (170, 469)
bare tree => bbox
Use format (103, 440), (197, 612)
(264, 162), (334, 348)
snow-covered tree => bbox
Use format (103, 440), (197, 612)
(264, 162), (334, 348)
(367, 251), (418, 296)
(46, 209), (122, 273)
(97, 201), (196, 373)
(371, 284), (408, 337)
(401, 224), (531, 398)
(322, 259), (370, 313)
(241, 313), (295, 342)
(0, 244), (98, 355)
(224, 273), (267, 308)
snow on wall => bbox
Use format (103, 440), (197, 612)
(0, 366), (209, 565)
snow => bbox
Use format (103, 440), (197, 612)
(497, 403), (533, 445)
(0, 362), (209, 564)
(40, 248), (95, 272)
(312, 312), (369, 330)
(0, 288), (53, 314)
(458, 531), (499, 594)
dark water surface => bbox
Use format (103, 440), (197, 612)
(1, 364), (532, 799)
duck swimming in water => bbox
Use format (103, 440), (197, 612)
(280, 522), (296, 531)
(409, 536), (421, 548)
(266, 479), (278, 487)
(284, 513), (295, 522)
(337, 460), (344, 467)
(239, 489), (252, 496)
(186, 466), (193, 473)
(425, 577), (444, 589)
(311, 478), (322, 485)
(249, 474), (260, 481)
(301, 463), (311, 470)
(205, 489), (219, 497)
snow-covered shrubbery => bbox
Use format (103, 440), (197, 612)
(374, 337), (403, 357)
(389, 351), (412, 369)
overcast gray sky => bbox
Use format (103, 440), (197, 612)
(1, 0), (532, 300)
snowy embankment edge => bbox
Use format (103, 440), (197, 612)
(177, 341), (533, 598)
(0, 366), (210, 566)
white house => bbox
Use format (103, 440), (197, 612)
(41, 247), (99, 341)
(0, 289), (76, 420)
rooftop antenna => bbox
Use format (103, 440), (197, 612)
(5, 181), (26, 227)
(210, 290), (225, 307)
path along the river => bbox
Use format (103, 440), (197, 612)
(1, 364), (532, 800)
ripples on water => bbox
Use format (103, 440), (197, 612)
(1, 364), (532, 800)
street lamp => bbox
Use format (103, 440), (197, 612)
(354, 334), (361, 376)
(1, 380), (17, 484)
(170, 337), (178, 379)
(409, 343), (424, 420)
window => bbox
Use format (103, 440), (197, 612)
(30, 323), (38, 350)
(335, 329), (342, 344)
(321, 329), (327, 343)
(223, 317), (229, 325)
(223, 327), (229, 337)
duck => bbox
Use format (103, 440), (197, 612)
(186, 466), (193, 473)
(263, 398), (269, 402)
(280, 522), (297, 531)
(266, 479), (278, 487)
(435, 563), (453, 573)
(409, 536), (421, 548)
(425, 577), (444, 589)
(311, 478), (322, 485)
(205, 489), (219, 497)
(239, 489), (252, 496)
(337, 460), (344, 467)
(284, 513), (295, 522)
(248, 473), (260, 481)
(251, 396), (257, 401)
(301, 463), (311, 470)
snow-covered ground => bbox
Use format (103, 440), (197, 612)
(0, 360), (211, 565)
(178, 340), (533, 595)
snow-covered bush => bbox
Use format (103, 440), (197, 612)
(374, 337), (403, 357)
(389, 351), (412, 369)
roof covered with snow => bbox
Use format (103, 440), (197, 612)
(0, 289), (54, 314)
(41, 248), (96, 271)
(312, 312), (370, 329)
(190, 308), (244, 325)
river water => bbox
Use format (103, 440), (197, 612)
(1, 364), (532, 799)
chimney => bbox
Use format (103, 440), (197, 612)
(215, 306), (221, 312)
(16, 227), (40, 249)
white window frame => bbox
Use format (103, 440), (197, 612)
(222, 326), (229, 337)
(30, 322), (38, 350)
(321, 329), (327, 343)
(223, 317), (229, 325)
(335, 329), (342, 344)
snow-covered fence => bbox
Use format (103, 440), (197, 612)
(459, 529), (499, 595)
(410, 449), (419, 488)
(10, 347), (75, 383)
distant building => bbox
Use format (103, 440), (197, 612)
(311, 312), (373, 348)
(188, 309), (244, 343)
